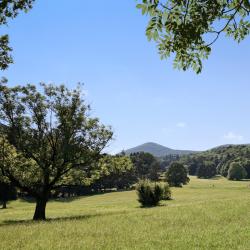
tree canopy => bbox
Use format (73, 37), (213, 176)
(137, 0), (250, 73)
(91, 155), (135, 191)
(227, 162), (247, 180)
(0, 81), (113, 220)
(196, 161), (217, 179)
(130, 152), (161, 181)
(165, 162), (189, 187)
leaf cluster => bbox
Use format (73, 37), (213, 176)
(137, 0), (250, 73)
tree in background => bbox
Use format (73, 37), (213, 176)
(91, 155), (135, 191)
(160, 154), (180, 170)
(165, 162), (189, 187)
(0, 182), (17, 209)
(197, 161), (217, 179)
(181, 155), (205, 175)
(0, 81), (113, 220)
(239, 159), (250, 179)
(130, 152), (161, 181)
(227, 162), (247, 180)
(0, 0), (35, 70)
(137, 0), (250, 73)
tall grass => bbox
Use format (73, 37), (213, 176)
(0, 177), (249, 249)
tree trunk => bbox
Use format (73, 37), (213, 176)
(2, 200), (7, 209)
(33, 198), (47, 220)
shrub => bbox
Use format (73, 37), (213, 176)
(227, 162), (247, 181)
(160, 182), (172, 200)
(166, 162), (190, 187)
(136, 180), (171, 207)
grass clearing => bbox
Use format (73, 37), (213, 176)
(0, 177), (250, 249)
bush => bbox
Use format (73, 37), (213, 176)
(160, 182), (172, 200)
(227, 162), (247, 181)
(136, 180), (171, 207)
(166, 162), (190, 187)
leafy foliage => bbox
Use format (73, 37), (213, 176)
(137, 0), (250, 73)
(90, 155), (135, 191)
(136, 179), (171, 206)
(165, 162), (189, 187)
(196, 161), (217, 179)
(160, 182), (171, 200)
(0, 81), (113, 220)
(0, 0), (34, 69)
(159, 154), (180, 170)
(181, 145), (250, 178)
(227, 162), (247, 180)
(130, 152), (161, 181)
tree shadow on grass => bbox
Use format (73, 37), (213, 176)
(138, 199), (173, 209)
(18, 189), (134, 204)
(0, 210), (130, 227)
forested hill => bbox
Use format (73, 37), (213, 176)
(124, 142), (197, 157)
(180, 144), (250, 178)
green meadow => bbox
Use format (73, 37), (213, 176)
(0, 177), (250, 250)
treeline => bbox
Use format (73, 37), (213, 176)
(180, 145), (250, 180)
(0, 150), (165, 207)
(44, 152), (163, 197)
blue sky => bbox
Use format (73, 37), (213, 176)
(1, 0), (250, 153)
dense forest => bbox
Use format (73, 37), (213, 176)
(180, 145), (250, 179)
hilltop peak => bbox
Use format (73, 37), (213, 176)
(125, 142), (196, 157)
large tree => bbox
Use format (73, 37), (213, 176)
(0, 80), (113, 220)
(0, 0), (35, 70)
(137, 0), (250, 73)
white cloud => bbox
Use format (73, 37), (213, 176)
(223, 132), (243, 142)
(176, 122), (187, 128)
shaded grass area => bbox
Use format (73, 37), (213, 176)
(0, 177), (249, 249)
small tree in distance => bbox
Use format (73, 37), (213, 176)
(165, 162), (189, 187)
(227, 162), (247, 181)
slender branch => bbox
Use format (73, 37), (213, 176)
(206, 0), (244, 47)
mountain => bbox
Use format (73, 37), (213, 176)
(124, 142), (197, 157)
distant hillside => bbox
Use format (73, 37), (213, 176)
(125, 142), (197, 157)
(209, 144), (250, 152)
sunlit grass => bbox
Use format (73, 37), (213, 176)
(0, 177), (249, 249)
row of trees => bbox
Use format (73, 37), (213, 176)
(180, 145), (250, 180)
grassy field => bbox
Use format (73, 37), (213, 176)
(0, 177), (250, 250)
